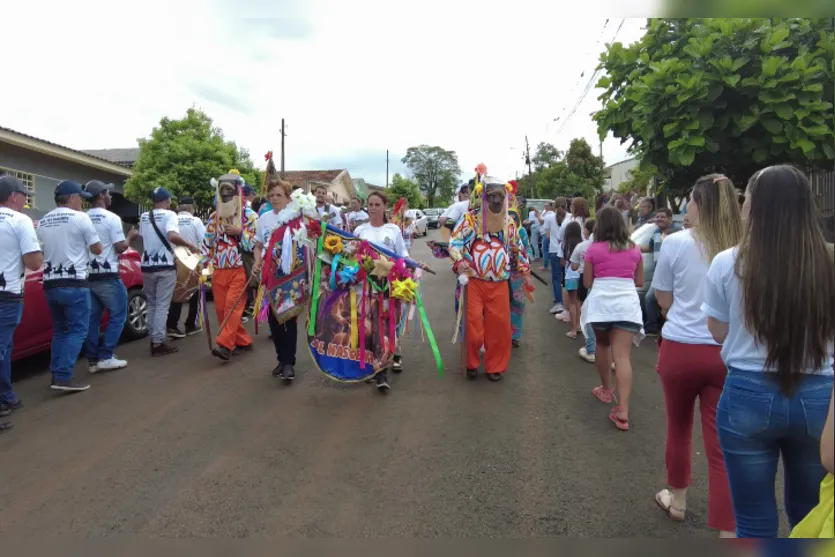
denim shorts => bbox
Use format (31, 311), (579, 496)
(565, 278), (579, 291)
(591, 321), (642, 334)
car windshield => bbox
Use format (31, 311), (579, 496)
(424, 209), (441, 216)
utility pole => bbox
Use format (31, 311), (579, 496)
(280, 118), (286, 178)
(524, 136), (534, 198)
(386, 150), (389, 187)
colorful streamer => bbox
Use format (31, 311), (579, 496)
(307, 221), (327, 336)
(350, 290), (358, 351)
(415, 292), (442, 377)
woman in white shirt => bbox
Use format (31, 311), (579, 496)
(353, 191), (409, 392)
(554, 197), (590, 321)
(702, 165), (835, 538)
(652, 174), (743, 537)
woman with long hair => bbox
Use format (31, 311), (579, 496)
(561, 221), (583, 338)
(554, 197), (590, 323)
(354, 191), (409, 392)
(703, 165), (835, 538)
(580, 206), (644, 431)
(651, 174), (742, 536)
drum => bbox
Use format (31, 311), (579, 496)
(173, 246), (201, 303)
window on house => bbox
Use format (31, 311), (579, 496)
(0, 166), (36, 207)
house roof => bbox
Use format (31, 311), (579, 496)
(282, 169), (345, 188)
(0, 126), (133, 177)
(82, 148), (140, 166)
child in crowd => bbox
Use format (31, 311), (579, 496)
(570, 218), (596, 362)
(402, 217), (415, 251)
(561, 221), (583, 338)
(581, 206), (644, 431)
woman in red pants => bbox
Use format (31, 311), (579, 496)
(651, 174), (743, 537)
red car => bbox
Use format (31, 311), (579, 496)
(11, 248), (148, 361)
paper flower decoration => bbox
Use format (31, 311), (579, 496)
(291, 189), (317, 214)
(228, 168), (241, 175)
(474, 182), (483, 195)
(475, 163), (487, 176)
(337, 264), (359, 286)
(323, 235), (343, 254)
(264, 151), (273, 161)
(391, 278), (418, 302)
(370, 257), (394, 279)
(306, 219), (324, 239)
(390, 258), (410, 281)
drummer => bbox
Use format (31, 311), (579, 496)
(84, 181), (138, 373)
(166, 196), (205, 338)
(354, 191), (409, 392)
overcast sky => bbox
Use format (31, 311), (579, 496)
(2, 1), (650, 187)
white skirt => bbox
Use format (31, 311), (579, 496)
(580, 277), (645, 346)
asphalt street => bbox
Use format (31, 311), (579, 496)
(1, 229), (722, 538)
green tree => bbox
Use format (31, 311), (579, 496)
(526, 139), (604, 200)
(532, 142), (561, 171)
(401, 145), (461, 207)
(387, 173), (424, 209)
(594, 18), (835, 195)
(124, 107), (262, 211)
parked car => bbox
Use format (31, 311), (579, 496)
(630, 222), (658, 300)
(424, 208), (442, 229)
(12, 247), (148, 362)
(405, 209), (428, 237)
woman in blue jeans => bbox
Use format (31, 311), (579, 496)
(702, 165), (835, 538)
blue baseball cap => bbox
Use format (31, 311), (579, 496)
(150, 186), (173, 202)
(55, 180), (92, 199)
(242, 184), (255, 195)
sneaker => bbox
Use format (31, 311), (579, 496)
(50, 379), (90, 392)
(555, 311), (571, 322)
(375, 371), (390, 392)
(466, 369), (478, 380)
(0, 404), (10, 418)
(94, 357), (128, 372)
(2, 398), (23, 411)
(185, 325), (202, 336)
(88, 362), (98, 373)
(486, 372), (503, 382)
(232, 344), (253, 357)
(272, 364), (284, 378)
(549, 304), (564, 314)
(211, 345), (232, 361)
(0, 421), (12, 433)
(167, 327), (186, 339)
(392, 357), (403, 373)
(282, 365), (296, 380)
(151, 342), (179, 357)
(579, 347), (596, 363)
(241, 316), (250, 324)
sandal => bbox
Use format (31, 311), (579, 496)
(609, 406), (630, 431)
(565, 331), (577, 339)
(655, 489), (686, 521)
(592, 385), (613, 404)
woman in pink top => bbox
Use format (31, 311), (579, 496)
(580, 206), (644, 431)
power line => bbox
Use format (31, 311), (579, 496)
(553, 18), (626, 136)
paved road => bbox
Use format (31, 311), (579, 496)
(0, 230), (718, 537)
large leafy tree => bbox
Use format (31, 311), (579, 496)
(401, 145), (461, 207)
(519, 139), (605, 200)
(594, 18), (835, 195)
(387, 173), (424, 209)
(124, 108), (262, 210)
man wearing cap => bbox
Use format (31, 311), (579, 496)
(36, 181), (103, 392)
(242, 184), (257, 209)
(438, 182), (471, 240)
(166, 196), (205, 337)
(449, 175), (532, 382)
(0, 176), (43, 430)
(84, 181), (138, 373)
(135, 187), (197, 357)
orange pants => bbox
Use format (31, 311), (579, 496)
(212, 267), (251, 351)
(465, 278), (511, 373)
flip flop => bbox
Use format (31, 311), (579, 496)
(609, 406), (630, 431)
(655, 489), (686, 521)
(565, 331), (577, 339)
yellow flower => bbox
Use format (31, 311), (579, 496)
(474, 182), (483, 195)
(391, 278), (418, 302)
(323, 235), (344, 254)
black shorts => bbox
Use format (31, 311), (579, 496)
(578, 281), (589, 302)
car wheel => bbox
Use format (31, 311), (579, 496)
(123, 288), (149, 340)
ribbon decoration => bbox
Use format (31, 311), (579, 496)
(350, 290), (358, 351)
(329, 254), (342, 290)
(415, 292), (443, 377)
(307, 220), (328, 336)
(358, 280), (369, 369)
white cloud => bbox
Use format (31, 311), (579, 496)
(1, 1), (648, 188)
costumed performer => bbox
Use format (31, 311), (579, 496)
(449, 172), (532, 381)
(354, 190), (409, 391)
(253, 179), (316, 381)
(201, 171), (258, 361)
(508, 198), (535, 347)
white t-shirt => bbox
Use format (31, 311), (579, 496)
(346, 210), (369, 228)
(37, 207), (100, 284)
(317, 205), (344, 229)
(702, 247), (834, 375)
(540, 212), (561, 254)
(354, 223), (408, 258)
(0, 207), (40, 297)
(177, 212), (206, 248)
(569, 237), (593, 275)
(87, 207), (126, 280)
(554, 213), (583, 258)
(138, 209), (179, 272)
(441, 200), (469, 227)
(652, 229), (717, 345)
